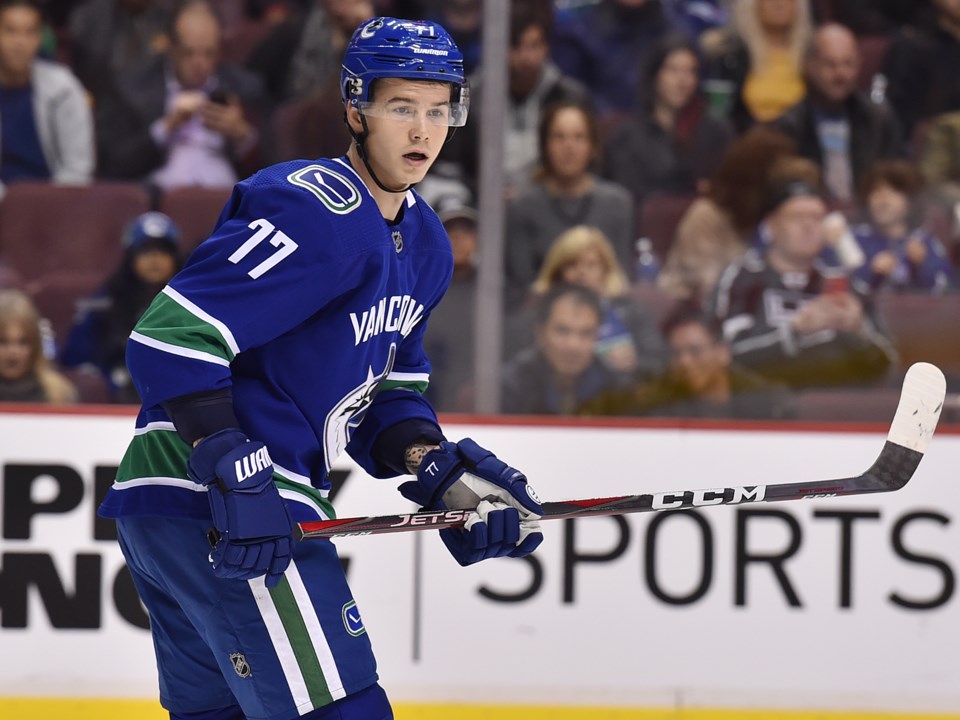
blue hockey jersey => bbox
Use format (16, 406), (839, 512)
(99, 157), (454, 523)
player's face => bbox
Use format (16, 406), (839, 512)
(0, 6), (42, 81)
(545, 107), (594, 182)
(355, 78), (451, 187)
(768, 195), (827, 266)
(0, 320), (33, 382)
(655, 49), (699, 113)
(668, 323), (730, 395)
(559, 247), (607, 294)
(868, 183), (909, 229)
(536, 296), (599, 379)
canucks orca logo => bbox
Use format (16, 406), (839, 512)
(322, 344), (397, 471)
(287, 165), (362, 214)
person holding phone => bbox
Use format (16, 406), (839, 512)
(96, 0), (263, 189)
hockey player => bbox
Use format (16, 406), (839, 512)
(98, 17), (543, 720)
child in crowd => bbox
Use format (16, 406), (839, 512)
(851, 160), (957, 293)
(61, 211), (183, 401)
(0, 288), (76, 403)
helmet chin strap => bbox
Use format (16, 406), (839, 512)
(346, 111), (414, 195)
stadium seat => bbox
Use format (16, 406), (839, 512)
(269, 89), (351, 163)
(62, 366), (112, 404)
(221, 17), (272, 66)
(629, 282), (677, 326)
(0, 182), (149, 282)
(876, 293), (960, 378)
(794, 386), (903, 422)
(857, 35), (892, 93)
(636, 194), (698, 262)
(158, 186), (233, 252)
(29, 271), (103, 350)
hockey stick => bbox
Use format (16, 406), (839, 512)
(295, 362), (946, 541)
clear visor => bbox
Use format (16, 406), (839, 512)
(356, 97), (469, 127)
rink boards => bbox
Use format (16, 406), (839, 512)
(1, 407), (959, 719)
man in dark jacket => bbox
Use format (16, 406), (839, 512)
(502, 284), (629, 415)
(95, 0), (263, 187)
(772, 23), (900, 203)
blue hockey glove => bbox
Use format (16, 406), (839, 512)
(398, 438), (543, 566)
(188, 428), (294, 588)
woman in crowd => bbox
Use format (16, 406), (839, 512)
(850, 160), (957, 293)
(62, 211), (183, 401)
(505, 99), (634, 304)
(657, 125), (797, 301)
(605, 33), (731, 205)
(701, 0), (812, 131)
(509, 225), (665, 381)
(0, 289), (77, 403)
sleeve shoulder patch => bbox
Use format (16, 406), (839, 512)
(287, 164), (363, 215)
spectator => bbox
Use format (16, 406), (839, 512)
(664, 0), (729, 37)
(501, 283), (630, 415)
(583, 303), (796, 419)
(0, 288), (77, 403)
(61, 211), (183, 402)
(850, 160), (957, 293)
(426, 0), (482, 77)
(658, 125), (797, 301)
(707, 179), (895, 388)
(552, 0), (678, 122)
(422, 196), (479, 412)
(751, 154), (866, 271)
(505, 99), (634, 301)
(604, 34), (732, 205)
(0, 0), (94, 188)
(883, 0), (960, 144)
(68, 0), (171, 101)
(772, 24), (900, 203)
(246, 0), (374, 106)
(441, 0), (590, 193)
(96, 0), (264, 189)
(701, 0), (812, 132)
(514, 225), (665, 380)
(821, 0), (928, 34)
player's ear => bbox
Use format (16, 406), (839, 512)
(345, 103), (364, 134)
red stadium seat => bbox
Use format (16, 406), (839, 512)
(0, 182), (149, 282)
(794, 387), (903, 422)
(29, 271), (103, 350)
(876, 292), (960, 377)
(62, 366), (112, 404)
(158, 186), (233, 252)
(857, 35), (892, 93)
(637, 194), (698, 262)
(270, 89), (351, 163)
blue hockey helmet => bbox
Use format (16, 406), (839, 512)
(340, 17), (469, 126)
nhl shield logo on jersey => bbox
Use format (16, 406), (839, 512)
(229, 652), (252, 678)
(392, 230), (403, 253)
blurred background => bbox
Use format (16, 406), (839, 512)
(1, 1), (959, 718)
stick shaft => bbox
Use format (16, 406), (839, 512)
(295, 441), (922, 540)
(296, 362), (945, 541)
